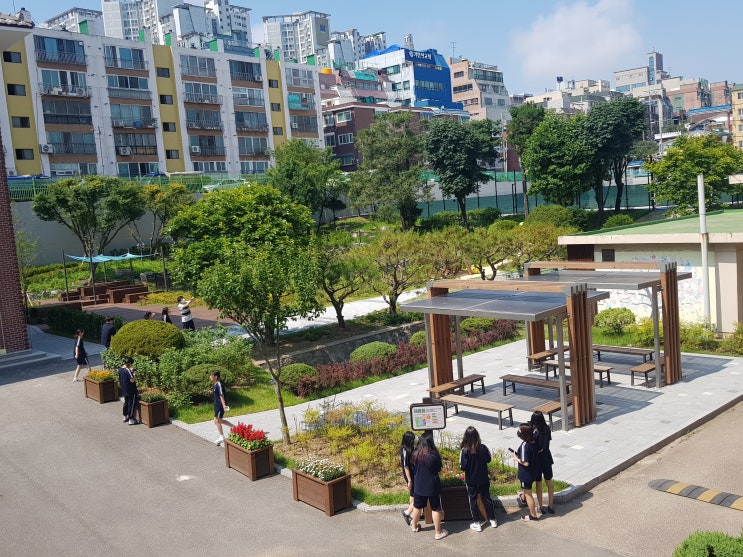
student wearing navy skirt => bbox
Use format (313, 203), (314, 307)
(72, 329), (91, 382)
(400, 431), (416, 525)
(459, 426), (498, 531)
(512, 423), (539, 521)
(410, 434), (449, 540)
(211, 370), (234, 446)
(532, 411), (555, 514)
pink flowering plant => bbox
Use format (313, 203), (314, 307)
(439, 469), (466, 487)
(228, 422), (272, 451)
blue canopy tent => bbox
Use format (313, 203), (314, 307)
(62, 252), (152, 303)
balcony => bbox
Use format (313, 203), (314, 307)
(108, 87), (152, 100)
(39, 84), (92, 97)
(35, 50), (87, 65)
(231, 71), (263, 83)
(233, 96), (264, 107)
(44, 114), (93, 125)
(181, 64), (216, 78)
(239, 148), (268, 156)
(291, 123), (318, 134)
(235, 122), (269, 132)
(105, 57), (148, 71)
(184, 92), (223, 104)
(186, 120), (224, 130)
(192, 146), (226, 156)
(286, 77), (314, 88)
(111, 118), (157, 128)
(116, 145), (157, 156)
(48, 142), (97, 155)
(288, 101), (316, 111)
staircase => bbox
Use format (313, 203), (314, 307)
(0, 349), (61, 372)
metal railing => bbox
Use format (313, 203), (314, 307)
(35, 50), (87, 65)
(47, 143), (97, 155)
(108, 88), (151, 100)
(39, 84), (92, 97)
(235, 122), (269, 132)
(116, 146), (157, 156)
(185, 120), (224, 130)
(233, 96), (264, 107)
(192, 146), (226, 156)
(44, 114), (93, 125)
(230, 71), (262, 83)
(111, 118), (157, 128)
(184, 92), (223, 104)
(105, 57), (148, 70)
(288, 101), (316, 111)
(238, 149), (268, 156)
(181, 64), (216, 78)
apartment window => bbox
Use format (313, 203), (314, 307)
(271, 103), (281, 112)
(160, 94), (173, 105)
(391, 82), (402, 91)
(268, 79), (279, 88)
(737, 92), (743, 100)
(11, 116), (30, 128)
(156, 67), (170, 78)
(166, 149), (179, 159)
(16, 148), (34, 160)
(483, 97), (493, 106)
(3, 51), (21, 63)
(453, 71), (464, 78)
(273, 126), (283, 135)
(403, 80), (410, 90)
(336, 111), (352, 123)
(163, 122), (176, 132)
(7, 84), (26, 96)
(339, 154), (355, 166)
(601, 249), (615, 262)
(324, 134), (336, 147)
(338, 133), (354, 145)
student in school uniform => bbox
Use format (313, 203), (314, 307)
(210, 370), (234, 446)
(72, 329), (91, 382)
(512, 423), (539, 521)
(177, 296), (196, 331)
(459, 426), (498, 531)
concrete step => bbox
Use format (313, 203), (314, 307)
(0, 350), (61, 371)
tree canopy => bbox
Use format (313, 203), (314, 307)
(32, 176), (146, 257)
(506, 103), (546, 216)
(135, 182), (194, 252)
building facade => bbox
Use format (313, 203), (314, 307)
(732, 83), (743, 150)
(41, 7), (105, 35)
(448, 57), (509, 123)
(263, 11), (330, 65)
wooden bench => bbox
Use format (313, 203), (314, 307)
(123, 290), (161, 303)
(593, 344), (654, 363)
(427, 374), (486, 398)
(501, 374), (570, 397)
(541, 360), (614, 387)
(630, 358), (665, 387)
(440, 394), (514, 430)
(533, 394), (574, 431)
(107, 284), (149, 304)
(527, 349), (558, 369)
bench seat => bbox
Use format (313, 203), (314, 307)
(532, 394), (574, 430)
(427, 374), (486, 398)
(540, 360), (614, 387)
(440, 394), (514, 430)
(630, 358), (665, 387)
(593, 344), (654, 362)
(500, 374), (570, 396)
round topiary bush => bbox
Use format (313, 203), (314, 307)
(349, 341), (397, 362)
(181, 363), (232, 400)
(460, 317), (495, 336)
(409, 331), (427, 347)
(595, 308), (636, 335)
(281, 363), (319, 394)
(602, 214), (634, 229)
(109, 320), (185, 360)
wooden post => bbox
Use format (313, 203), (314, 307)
(660, 262), (682, 384)
(525, 266), (546, 356)
(427, 287), (453, 387)
(564, 283), (596, 426)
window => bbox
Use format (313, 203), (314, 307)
(336, 111), (352, 123)
(3, 51), (21, 63)
(338, 133), (354, 145)
(273, 126), (283, 135)
(391, 82), (402, 91)
(324, 134), (336, 147)
(453, 84), (473, 94)
(16, 149), (34, 160)
(156, 67), (170, 78)
(338, 154), (355, 166)
(163, 122), (176, 132)
(7, 84), (26, 96)
(166, 150), (179, 159)
(160, 94), (173, 105)
(738, 92), (743, 100)
(323, 114), (334, 127)
(180, 54), (216, 77)
(271, 103), (281, 112)
(414, 80), (444, 92)
(403, 80), (410, 90)
(453, 71), (464, 78)
(601, 249), (615, 262)
(104, 45), (145, 70)
(268, 79), (279, 88)
(11, 116), (30, 128)
(483, 97), (493, 106)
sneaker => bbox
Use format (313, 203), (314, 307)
(490, 519), (498, 528)
(547, 506), (555, 514)
(215, 436), (224, 445)
(123, 417), (128, 423)
(469, 522), (482, 532)
(402, 511), (412, 526)
(128, 419), (137, 425)
(434, 529), (449, 540)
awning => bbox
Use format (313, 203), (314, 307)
(64, 252), (150, 263)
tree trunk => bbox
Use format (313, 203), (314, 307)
(272, 377), (290, 444)
(594, 181), (605, 214)
(330, 299), (346, 329)
(457, 196), (469, 229)
(522, 176), (529, 217)
(388, 293), (398, 314)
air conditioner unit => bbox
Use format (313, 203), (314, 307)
(291, 123), (298, 130)
(113, 119), (125, 127)
(7, 170), (16, 176)
(51, 87), (63, 95)
(56, 170), (75, 176)
(118, 146), (133, 156)
(255, 75), (263, 82)
(40, 144), (55, 154)
(190, 145), (201, 155)
(187, 121), (199, 128)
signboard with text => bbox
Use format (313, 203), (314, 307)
(409, 402), (447, 431)
(404, 48), (435, 64)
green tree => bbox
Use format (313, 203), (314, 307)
(198, 242), (322, 444)
(510, 222), (574, 270)
(134, 182), (194, 252)
(32, 176), (147, 258)
(629, 140), (660, 162)
(267, 139), (343, 226)
(168, 185), (313, 288)
(318, 232), (366, 329)
(425, 227), (467, 279)
(460, 223), (516, 280)
(521, 113), (596, 206)
(424, 118), (499, 229)
(583, 97), (646, 213)
(506, 103), (546, 216)
(14, 214), (38, 321)
(351, 111), (427, 230)
(646, 135), (743, 209)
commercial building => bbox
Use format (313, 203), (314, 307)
(524, 79), (621, 114)
(448, 57), (509, 123)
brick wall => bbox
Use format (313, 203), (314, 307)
(0, 131), (30, 353)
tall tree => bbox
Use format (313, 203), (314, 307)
(318, 232), (366, 329)
(460, 222), (518, 280)
(351, 111), (427, 230)
(646, 135), (743, 210)
(520, 114), (595, 207)
(506, 104), (546, 216)
(32, 176), (147, 258)
(583, 97), (646, 213)
(424, 118), (499, 229)
(198, 242), (322, 444)
(14, 214), (38, 321)
(134, 182), (194, 252)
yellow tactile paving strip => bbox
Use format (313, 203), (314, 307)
(649, 479), (743, 511)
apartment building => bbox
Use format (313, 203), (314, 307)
(263, 11), (330, 66)
(448, 57), (509, 123)
(327, 29), (387, 69)
(732, 83), (743, 150)
(41, 7), (105, 35)
(0, 26), (322, 178)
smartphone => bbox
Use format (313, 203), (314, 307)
(508, 447), (515, 453)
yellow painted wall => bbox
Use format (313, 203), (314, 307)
(266, 59), (287, 147)
(152, 45), (185, 172)
(3, 39), (41, 174)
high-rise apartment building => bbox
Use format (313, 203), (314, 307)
(263, 11), (330, 65)
(327, 29), (386, 69)
(41, 7), (105, 35)
(448, 57), (509, 123)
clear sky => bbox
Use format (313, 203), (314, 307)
(22, 0), (742, 95)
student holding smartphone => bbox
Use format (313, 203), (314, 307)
(512, 423), (539, 521)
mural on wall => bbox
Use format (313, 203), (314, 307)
(597, 252), (703, 324)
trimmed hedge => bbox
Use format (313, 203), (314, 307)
(409, 331), (427, 347)
(46, 307), (124, 340)
(349, 341), (397, 362)
(109, 319), (185, 360)
(182, 363), (231, 400)
(595, 308), (636, 335)
(281, 363), (319, 394)
(460, 317), (496, 335)
(673, 531), (743, 557)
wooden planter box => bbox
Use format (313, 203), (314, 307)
(138, 399), (170, 428)
(291, 469), (352, 516)
(424, 485), (488, 524)
(224, 440), (275, 481)
(83, 377), (118, 404)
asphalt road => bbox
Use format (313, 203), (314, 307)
(1, 358), (741, 557)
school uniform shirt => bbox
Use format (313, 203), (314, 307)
(213, 381), (225, 412)
(517, 441), (537, 484)
(100, 323), (116, 348)
(400, 447), (414, 482)
(412, 451), (442, 496)
(162, 314), (172, 324)
(534, 428), (554, 466)
(118, 366), (134, 398)
(178, 302), (193, 324)
(459, 444), (492, 486)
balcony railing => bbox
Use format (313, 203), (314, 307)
(231, 71), (262, 83)
(235, 122), (269, 132)
(48, 142), (97, 155)
(108, 87), (151, 100)
(291, 124), (318, 133)
(233, 96), (264, 107)
(35, 50), (87, 65)
(184, 92), (223, 104)
(39, 84), (92, 97)
(111, 118), (157, 128)
(288, 101), (316, 111)
(193, 146), (226, 156)
(239, 149), (268, 156)
(186, 120), (224, 130)
(181, 64), (216, 78)
(286, 77), (314, 88)
(105, 57), (148, 70)
(116, 145), (157, 156)
(44, 114), (93, 125)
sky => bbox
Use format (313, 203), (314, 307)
(22, 0), (743, 95)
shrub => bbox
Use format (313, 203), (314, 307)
(182, 363), (232, 400)
(109, 319), (185, 360)
(680, 322), (718, 351)
(460, 317), (495, 336)
(489, 219), (519, 231)
(417, 211), (462, 232)
(355, 309), (422, 326)
(350, 341), (397, 362)
(630, 318), (662, 348)
(720, 322), (743, 355)
(409, 331), (427, 347)
(282, 363), (319, 394)
(468, 207), (502, 227)
(595, 308), (636, 335)
(602, 214), (634, 229)
(369, 204), (399, 224)
(673, 531), (743, 557)
(46, 307), (124, 340)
